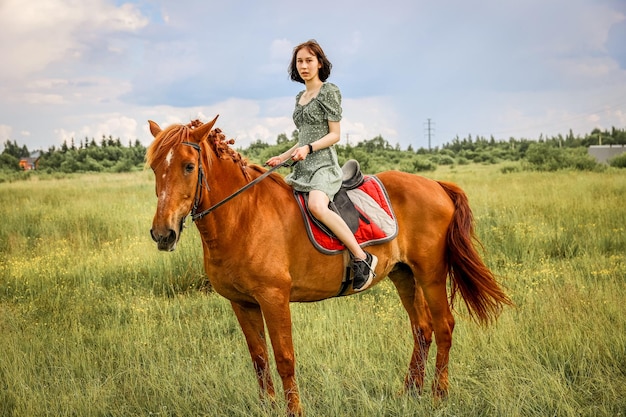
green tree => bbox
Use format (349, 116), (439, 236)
(0, 153), (20, 171)
(609, 153), (626, 168)
(2, 140), (29, 158)
(277, 133), (289, 144)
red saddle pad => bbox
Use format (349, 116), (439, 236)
(294, 176), (397, 254)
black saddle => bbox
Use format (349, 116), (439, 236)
(301, 159), (368, 236)
(340, 159), (364, 190)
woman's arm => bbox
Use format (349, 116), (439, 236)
(312, 120), (340, 151)
(266, 143), (299, 166)
(290, 120), (340, 161)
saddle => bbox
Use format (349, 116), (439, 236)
(294, 160), (397, 255)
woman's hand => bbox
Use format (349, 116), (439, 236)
(291, 145), (310, 162)
(265, 156), (283, 167)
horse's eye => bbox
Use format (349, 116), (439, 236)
(185, 163), (195, 174)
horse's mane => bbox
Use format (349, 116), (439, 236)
(146, 119), (251, 182)
(145, 123), (189, 168)
(247, 163), (293, 191)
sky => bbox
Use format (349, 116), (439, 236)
(1, 0), (625, 153)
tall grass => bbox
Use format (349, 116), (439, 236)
(1, 165), (625, 416)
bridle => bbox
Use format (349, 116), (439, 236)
(181, 141), (296, 222)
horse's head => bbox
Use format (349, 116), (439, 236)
(146, 115), (218, 251)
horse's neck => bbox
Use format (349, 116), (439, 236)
(203, 153), (248, 198)
(194, 158), (247, 243)
(195, 160), (292, 244)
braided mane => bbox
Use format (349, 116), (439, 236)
(146, 119), (251, 181)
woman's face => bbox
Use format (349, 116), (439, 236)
(296, 47), (322, 82)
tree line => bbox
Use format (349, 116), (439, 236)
(242, 127), (626, 173)
(0, 136), (146, 178)
(1, 126), (625, 182)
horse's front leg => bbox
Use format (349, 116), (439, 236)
(257, 288), (302, 417)
(230, 301), (276, 403)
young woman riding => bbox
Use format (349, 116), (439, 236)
(266, 40), (377, 291)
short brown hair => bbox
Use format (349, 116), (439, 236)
(288, 39), (333, 83)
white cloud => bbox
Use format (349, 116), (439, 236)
(0, 0), (148, 80)
(23, 93), (67, 105)
(53, 114), (138, 144)
(260, 39), (293, 76)
(0, 125), (13, 142)
(343, 96), (399, 143)
(54, 128), (76, 144)
(270, 39), (292, 62)
(97, 116), (138, 141)
(1, 0), (625, 152)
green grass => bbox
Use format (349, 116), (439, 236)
(1, 165), (625, 416)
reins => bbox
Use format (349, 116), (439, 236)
(182, 141), (296, 221)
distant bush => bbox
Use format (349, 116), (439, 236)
(0, 153), (20, 171)
(396, 156), (436, 173)
(430, 155), (455, 165)
(500, 164), (521, 174)
(608, 153), (626, 168)
(474, 153), (498, 164)
(523, 143), (603, 172)
(412, 157), (437, 172)
(0, 170), (34, 183)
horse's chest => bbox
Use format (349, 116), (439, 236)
(204, 262), (257, 301)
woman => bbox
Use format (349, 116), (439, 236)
(266, 39), (377, 292)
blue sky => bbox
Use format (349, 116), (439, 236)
(1, 0), (625, 152)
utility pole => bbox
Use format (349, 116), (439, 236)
(424, 118), (435, 150)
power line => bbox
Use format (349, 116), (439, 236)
(424, 118), (435, 150)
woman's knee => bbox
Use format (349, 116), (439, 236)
(307, 193), (330, 219)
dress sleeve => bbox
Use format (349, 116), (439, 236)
(295, 90), (304, 104)
(318, 83), (342, 122)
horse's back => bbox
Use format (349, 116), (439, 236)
(376, 170), (455, 223)
(374, 170), (456, 272)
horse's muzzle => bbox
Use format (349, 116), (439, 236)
(150, 228), (178, 251)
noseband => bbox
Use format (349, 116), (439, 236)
(181, 142), (295, 222)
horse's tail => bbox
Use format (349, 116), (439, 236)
(437, 181), (513, 325)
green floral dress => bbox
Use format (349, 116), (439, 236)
(285, 82), (343, 200)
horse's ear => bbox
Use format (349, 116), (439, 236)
(191, 115), (219, 143)
(148, 120), (162, 138)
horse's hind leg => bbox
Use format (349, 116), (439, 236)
(230, 301), (276, 403)
(420, 270), (455, 400)
(389, 265), (434, 395)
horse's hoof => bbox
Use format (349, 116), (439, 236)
(432, 387), (449, 406)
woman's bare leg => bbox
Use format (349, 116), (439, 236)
(307, 190), (367, 260)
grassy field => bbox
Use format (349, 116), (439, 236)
(1, 164), (625, 416)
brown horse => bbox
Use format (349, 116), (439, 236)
(146, 116), (512, 416)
